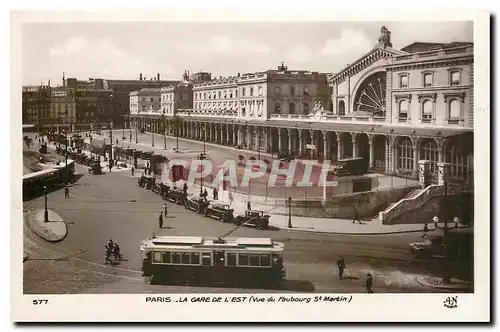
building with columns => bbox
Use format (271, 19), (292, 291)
(129, 26), (473, 184)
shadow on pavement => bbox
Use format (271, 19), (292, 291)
(149, 277), (315, 292)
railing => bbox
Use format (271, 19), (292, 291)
(379, 184), (443, 223)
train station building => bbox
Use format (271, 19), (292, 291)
(129, 27), (474, 184)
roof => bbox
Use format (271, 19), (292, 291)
(401, 41), (473, 53)
(141, 236), (284, 252)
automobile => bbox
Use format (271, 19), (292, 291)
(408, 238), (434, 257)
(166, 187), (187, 204)
(138, 175), (154, 188)
(88, 162), (103, 175)
(151, 182), (162, 194)
(204, 202), (234, 223)
(234, 210), (270, 230)
(145, 176), (156, 190)
(185, 195), (210, 214)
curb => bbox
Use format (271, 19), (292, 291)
(416, 277), (471, 291)
(25, 209), (68, 243)
(272, 226), (439, 236)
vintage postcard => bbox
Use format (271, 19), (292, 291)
(11, 9), (490, 322)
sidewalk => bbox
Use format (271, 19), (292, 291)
(25, 209), (67, 242)
(178, 180), (435, 235)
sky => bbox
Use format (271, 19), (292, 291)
(21, 21), (473, 86)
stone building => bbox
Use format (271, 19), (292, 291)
(22, 85), (51, 126)
(129, 27), (473, 183)
(50, 87), (76, 125)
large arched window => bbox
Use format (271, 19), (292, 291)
(303, 102), (309, 115)
(338, 100), (345, 116)
(446, 140), (471, 180)
(449, 99), (461, 118)
(419, 139), (438, 174)
(275, 103), (281, 114)
(289, 102), (296, 114)
(397, 137), (413, 171)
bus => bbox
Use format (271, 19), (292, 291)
(333, 157), (368, 176)
(22, 160), (75, 200)
(140, 236), (285, 287)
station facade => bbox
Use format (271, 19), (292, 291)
(129, 27), (474, 184)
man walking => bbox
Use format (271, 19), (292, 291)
(158, 212), (164, 229)
(422, 223), (429, 238)
(365, 273), (374, 293)
(228, 192), (234, 205)
(64, 186), (70, 199)
(352, 206), (362, 224)
(336, 256), (346, 280)
(131, 166), (135, 177)
(163, 203), (168, 217)
(247, 201), (252, 211)
(213, 188), (218, 200)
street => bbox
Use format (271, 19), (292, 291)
(23, 159), (456, 294)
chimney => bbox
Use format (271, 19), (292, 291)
(157, 73), (160, 81)
(140, 73), (143, 81)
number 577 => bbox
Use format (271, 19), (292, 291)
(33, 300), (48, 305)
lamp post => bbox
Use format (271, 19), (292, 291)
(109, 120), (113, 172)
(129, 116), (132, 142)
(175, 112), (180, 151)
(199, 127), (207, 195)
(433, 215), (460, 284)
(62, 129), (69, 183)
(148, 124), (154, 147)
(287, 196), (292, 228)
(135, 118), (138, 144)
(162, 111), (167, 150)
(43, 185), (49, 223)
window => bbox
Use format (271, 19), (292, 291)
(290, 86), (295, 96)
(227, 253), (237, 266)
(451, 71), (461, 86)
(423, 73), (433, 87)
(398, 100), (409, 118)
(235, 89), (238, 98)
(303, 102), (309, 115)
(204, 92), (206, 99)
(449, 99), (461, 118)
(400, 75), (409, 88)
(229, 91), (233, 98)
(289, 102), (295, 114)
(250, 88), (254, 96)
(162, 252), (171, 263)
(260, 254), (271, 267)
(304, 87), (310, 95)
(218, 91), (221, 99)
(150, 97), (154, 102)
(258, 86), (263, 96)
(420, 139), (438, 174)
(181, 252), (191, 264)
(422, 100), (433, 120)
(338, 100), (345, 116)
(172, 252), (181, 264)
(275, 103), (281, 114)
(201, 252), (211, 266)
(249, 254), (260, 267)
(152, 252), (162, 263)
(239, 253), (249, 266)
(242, 88), (246, 97)
(275, 87), (281, 94)
(397, 138), (414, 171)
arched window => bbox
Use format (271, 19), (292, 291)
(338, 100), (345, 116)
(446, 141), (470, 180)
(229, 91), (233, 98)
(289, 102), (295, 114)
(422, 99), (433, 122)
(303, 102), (309, 115)
(398, 100), (409, 119)
(275, 103), (281, 114)
(397, 138), (413, 171)
(419, 139), (438, 174)
(449, 99), (461, 118)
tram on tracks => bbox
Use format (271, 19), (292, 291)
(140, 236), (286, 287)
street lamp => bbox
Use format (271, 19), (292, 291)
(148, 124), (154, 147)
(199, 127), (207, 195)
(135, 118), (138, 144)
(62, 129), (69, 183)
(162, 110), (167, 150)
(129, 115), (132, 142)
(43, 185), (49, 223)
(287, 196), (292, 228)
(433, 215), (460, 284)
(109, 119), (113, 172)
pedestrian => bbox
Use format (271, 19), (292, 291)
(422, 223), (429, 238)
(247, 201), (251, 211)
(116, 139), (118, 145)
(336, 256), (346, 280)
(183, 182), (188, 195)
(228, 192), (234, 205)
(203, 188), (208, 198)
(352, 206), (362, 224)
(64, 186), (70, 198)
(213, 188), (218, 200)
(365, 273), (374, 293)
(131, 166), (135, 177)
(164, 203), (168, 217)
(158, 212), (164, 229)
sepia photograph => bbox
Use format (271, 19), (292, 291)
(10, 8), (490, 322)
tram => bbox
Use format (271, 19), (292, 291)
(140, 236), (285, 287)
